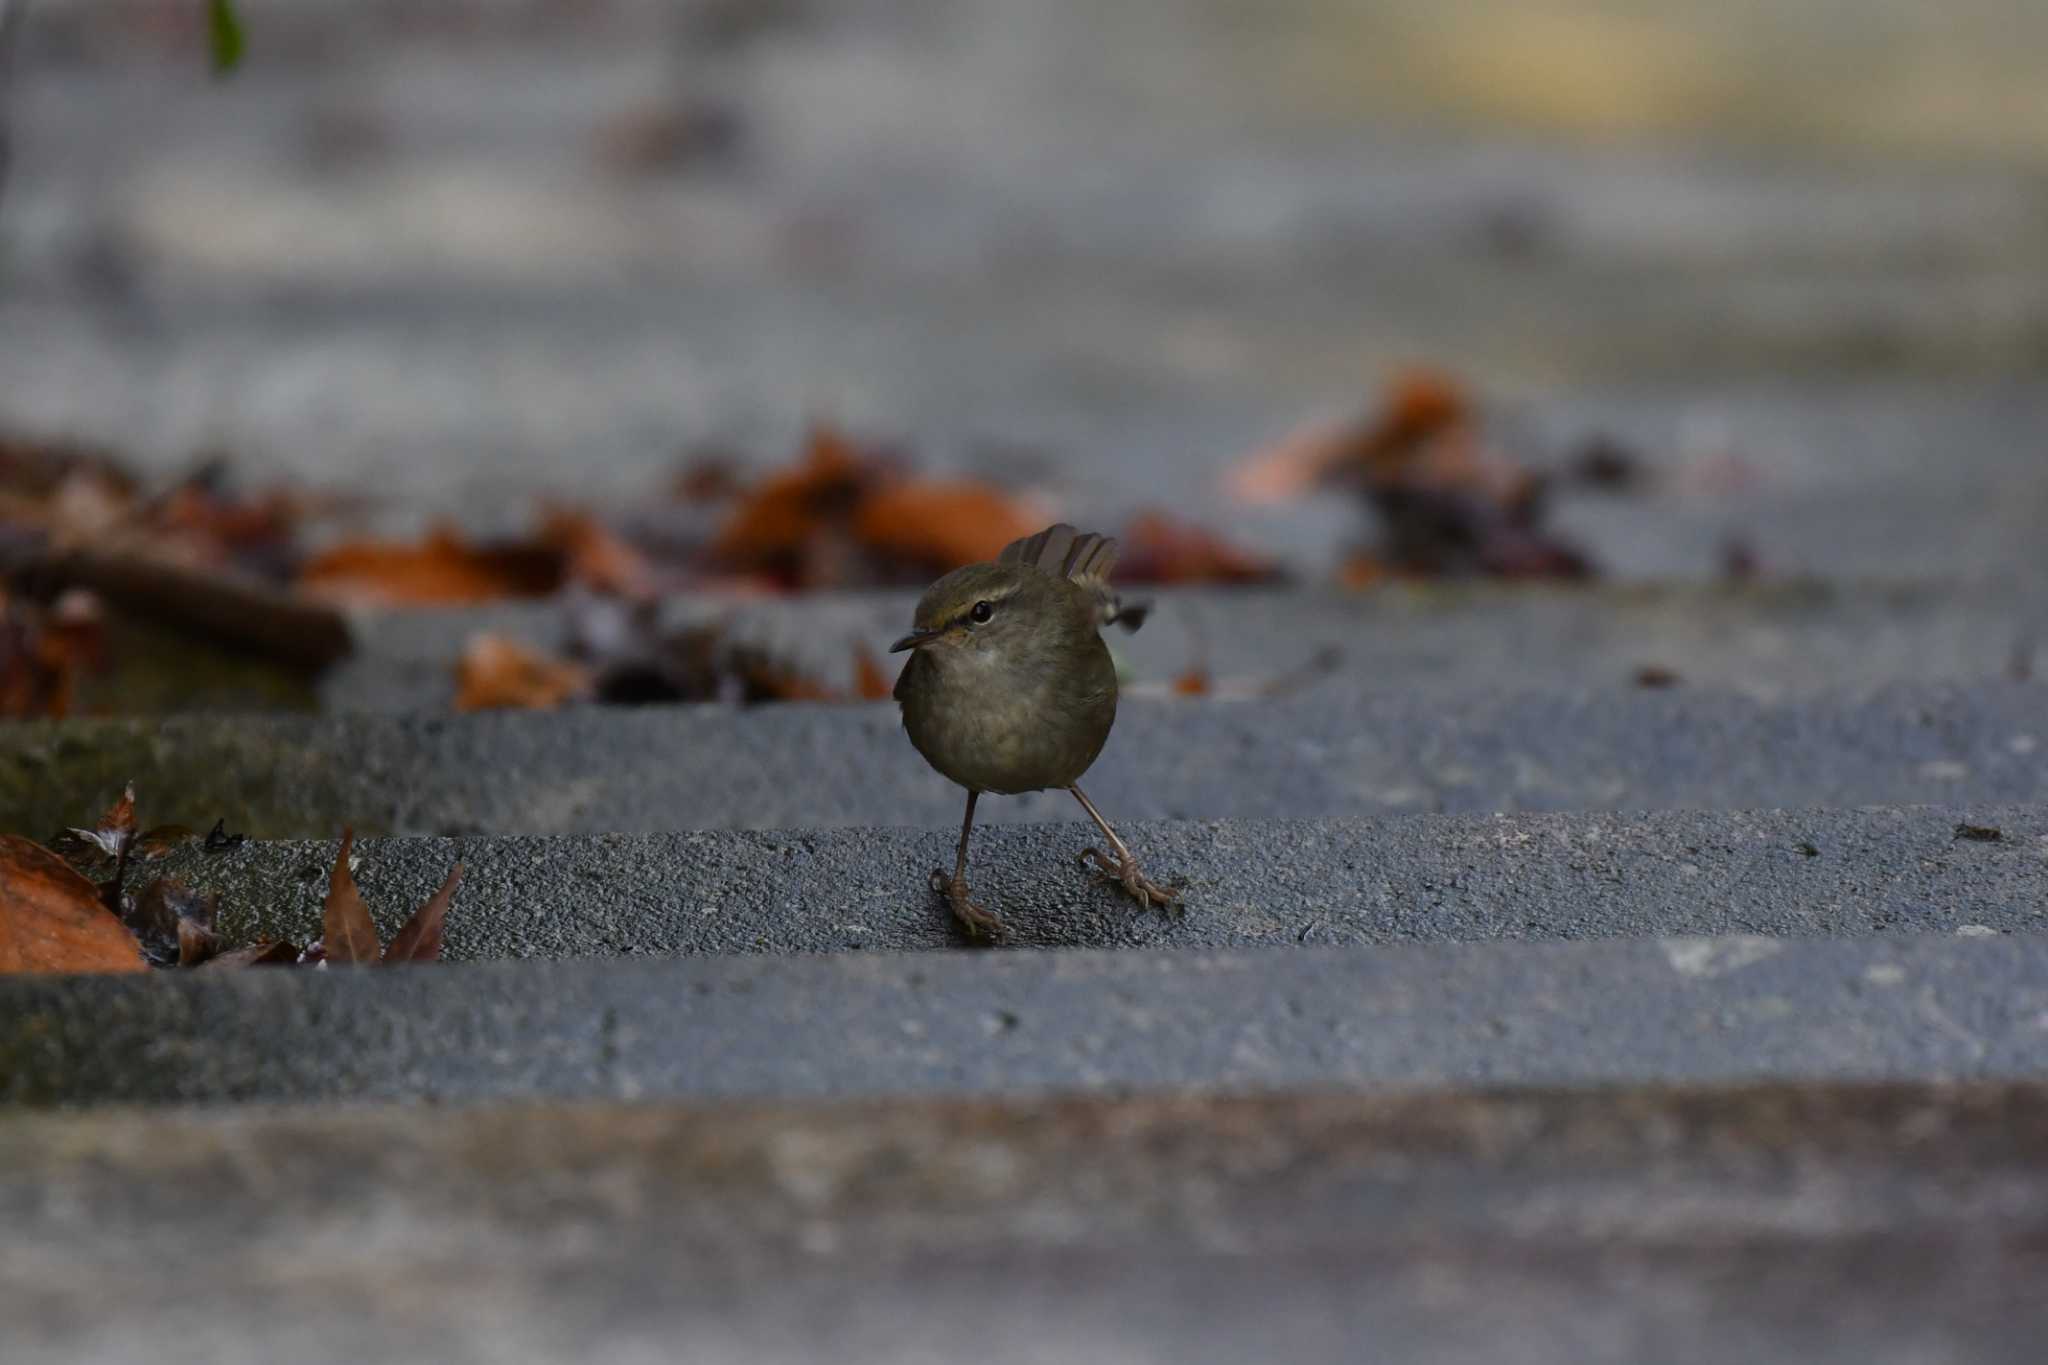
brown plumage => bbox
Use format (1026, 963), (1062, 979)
(891, 523), (1179, 941)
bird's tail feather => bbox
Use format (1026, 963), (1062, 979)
(999, 523), (1149, 633)
(999, 523), (1118, 586)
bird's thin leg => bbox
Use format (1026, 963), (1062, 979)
(1070, 785), (1181, 913)
(929, 789), (1005, 942)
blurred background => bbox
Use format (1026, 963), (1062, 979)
(1, 0), (2045, 710)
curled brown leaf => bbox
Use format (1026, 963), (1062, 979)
(298, 524), (565, 606)
(455, 634), (593, 713)
(851, 642), (892, 701)
(200, 940), (300, 969)
(382, 863), (462, 965)
(0, 834), (147, 973)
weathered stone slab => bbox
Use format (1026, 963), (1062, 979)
(83, 804), (2048, 960)
(5, 1082), (2047, 1363)
(3, 679), (2043, 837)
(5, 931), (2046, 1105)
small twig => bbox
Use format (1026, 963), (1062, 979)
(16, 546), (354, 671)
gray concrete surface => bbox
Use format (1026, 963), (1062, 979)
(5, 679), (2043, 837)
(6, 933), (2048, 1105)
(5, 4), (2048, 581)
(92, 803), (2048, 959)
(326, 579), (2048, 713)
(6, 1081), (2048, 1363)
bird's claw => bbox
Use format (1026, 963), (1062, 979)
(1076, 846), (1184, 915)
(930, 867), (1007, 943)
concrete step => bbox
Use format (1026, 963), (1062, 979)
(5, 680), (2044, 837)
(106, 804), (2048, 961)
(5, 1082), (2046, 1364)
(7, 931), (2046, 1106)
(327, 580), (2048, 713)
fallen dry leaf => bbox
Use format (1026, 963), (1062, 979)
(851, 642), (893, 701)
(154, 480), (308, 580)
(381, 863), (462, 964)
(321, 829), (381, 965)
(0, 834), (147, 973)
(733, 650), (841, 702)
(1116, 512), (1282, 585)
(177, 914), (220, 968)
(1228, 370), (1470, 505)
(851, 481), (1039, 575)
(67, 781), (138, 861)
(701, 425), (1043, 589)
(1171, 667), (1211, 696)
(299, 524), (565, 606)
(1220, 368), (1589, 581)
(708, 425), (876, 577)
(1226, 414), (1360, 505)
(540, 506), (661, 599)
(455, 633), (593, 712)
(0, 587), (105, 719)
(567, 598), (847, 705)
(135, 824), (198, 859)
(127, 876), (220, 968)
(1229, 368), (1595, 582)
(201, 940), (299, 968)
(1336, 552), (1387, 590)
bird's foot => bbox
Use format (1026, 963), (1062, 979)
(929, 867), (1007, 943)
(1076, 846), (1183, 915)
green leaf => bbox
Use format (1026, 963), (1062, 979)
(208, 0), (244, 76)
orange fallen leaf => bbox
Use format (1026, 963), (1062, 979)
(1336, 552), (1388, 590)
(709, 424), (876, 573)
(1226, 414), (1362, 504)
(540, 505), (659, 599)
(1171, 667), (1211, 696)
(736, 658), (841, 702)
(299, 523), (565, 606)
(1227, 367), (1473, 504)
(455, 634), (593, 712)
(851, 480), (1039, 573)
(1117, 512), (1281, 584)
(321, 829), (381, 965)
(852, 641), (893, 701)
(0, 834), (147, 973)
(1361, 368), (1471, 466)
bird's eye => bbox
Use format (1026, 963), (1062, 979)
(970, 600), (994, 624)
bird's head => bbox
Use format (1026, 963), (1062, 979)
(890, 562), (1043, 659)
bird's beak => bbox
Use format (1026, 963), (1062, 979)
(889, 628), (941, 653)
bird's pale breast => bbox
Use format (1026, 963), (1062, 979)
(898, 629), (1117, 795)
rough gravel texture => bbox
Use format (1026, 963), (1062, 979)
(5, 933), (2047, 1106)
(3, 680), (2044, 837)
(97, 803), (2048, 960)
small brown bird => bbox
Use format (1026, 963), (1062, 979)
(892, 523), (1177, 940)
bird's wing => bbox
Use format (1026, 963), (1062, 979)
(998, 523), (1119, 587)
